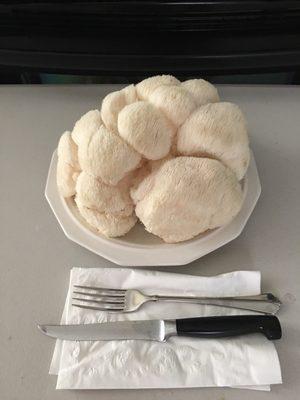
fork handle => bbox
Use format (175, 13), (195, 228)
(175, 315), (282, 340)
(156, 293), (278, 302)
(154, 293), (281, 315)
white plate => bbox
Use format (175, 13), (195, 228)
(45, 151), (261, 266)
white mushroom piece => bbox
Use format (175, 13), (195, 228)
(76, 205), (137, 238)
(130, 155), (174, 205)
(101, 84), (137, 132)
(134, 157), (243, 243)
(75, 171), (136, 237)
(149, 85), (197, 127)
(136, 74), (180, 100)
(78, 124), (141, 185)
(118, 101), (175, 160)
(57, 131), (80, 197)
(177, 102), (250, 180)
(76, 171), (134, 217)
(181, 79), (220, 106)
(71, 109), (102, 146)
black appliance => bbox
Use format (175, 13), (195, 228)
(0, 1), (300, 82)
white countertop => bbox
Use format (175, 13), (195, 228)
(0, 84), (299, 400)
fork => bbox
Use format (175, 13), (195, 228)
(72, 285), (281, 315)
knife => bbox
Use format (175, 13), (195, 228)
(38, 315), (281, 341)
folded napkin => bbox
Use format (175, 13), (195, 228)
(50, 267), (282, 390)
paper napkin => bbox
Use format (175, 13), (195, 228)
(50, 268), (282, 390)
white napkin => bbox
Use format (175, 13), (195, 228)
(50, 267), (282, 390)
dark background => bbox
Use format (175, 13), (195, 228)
(1, 0), (300, 85)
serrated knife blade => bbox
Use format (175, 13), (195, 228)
(37, 319), (176, 341)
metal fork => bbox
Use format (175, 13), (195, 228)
(72, 285), (281, 315)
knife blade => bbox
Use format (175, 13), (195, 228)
(38, 319), (167, 341)
(38, 315), (282, 341)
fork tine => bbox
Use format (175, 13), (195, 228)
(72, 297), (125, 306)
(74, 285), (126, 294)
(72, 299), (124, 310)
(72, 303), (124, 312)
(73, 291), (125, 302)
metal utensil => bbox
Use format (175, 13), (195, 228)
(37, 314), (282, 341)
(72, 285), (281, 314)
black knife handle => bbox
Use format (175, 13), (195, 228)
(176, 315), (281, 340)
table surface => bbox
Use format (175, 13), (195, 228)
(0, 84), (299, 400)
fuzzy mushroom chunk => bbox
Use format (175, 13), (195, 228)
(149, 85), (197, 127)
(182, 79), (220, 106)
(78, 124), (141, 185)
(56, 131), (80, 197)
(130, 155), (174, 205)
(57, 159), (80, 198)
(71, 110), (102, 146)
(135, 157), (243, 243)
(118, 101), (174, 160)
(76, 171), (134, 217)
(177, 102), (250, 180)
(76, 202), (137, 238)
(101, 85), (137, 132)
(57, 131), (80, 169)
(136, 75), (180, 100)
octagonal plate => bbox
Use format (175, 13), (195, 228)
(45, 150), (261, 266)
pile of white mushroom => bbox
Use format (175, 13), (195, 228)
(57, 75), (250, 243)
